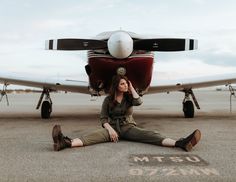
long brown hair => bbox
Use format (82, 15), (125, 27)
(109, 75), (131, 107)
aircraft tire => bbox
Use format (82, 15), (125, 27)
(183, 100), (194, 118)
(41, 101), (52, 119)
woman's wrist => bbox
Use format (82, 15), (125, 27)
(130, 87), (139, 98)
(103, 123), (112, 130)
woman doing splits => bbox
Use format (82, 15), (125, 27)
(52, 75), (201, 152)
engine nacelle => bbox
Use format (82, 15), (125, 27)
(107, 31), (133, 59)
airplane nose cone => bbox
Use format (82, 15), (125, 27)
(108, 31), (133, 59)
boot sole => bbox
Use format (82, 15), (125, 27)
(53, 143), (60, 151)
(185, 129), (201, 152)
(52, 125), (61, 143)
(52, 125), (61, 151)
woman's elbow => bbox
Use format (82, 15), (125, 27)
(133, 97), (143, 106)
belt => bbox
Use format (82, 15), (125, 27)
(111, 117), (126, 134)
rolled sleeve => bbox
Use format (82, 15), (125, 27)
(100, 96), (110, 127)
(132, 97), (143, 106)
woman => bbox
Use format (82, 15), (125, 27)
(52, 75), (201, 152)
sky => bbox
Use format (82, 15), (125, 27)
(1, 0), (236, 86)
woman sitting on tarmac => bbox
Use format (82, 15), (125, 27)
(52, 75), (201, 152)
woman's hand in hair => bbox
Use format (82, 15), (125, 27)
(128, 80), (139, 98)
(128, 80), (134, 91)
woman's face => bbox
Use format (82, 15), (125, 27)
(117, 79), (128, 93)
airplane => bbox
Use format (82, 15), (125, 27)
(1, 30), (236, 119)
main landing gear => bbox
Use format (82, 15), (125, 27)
(0, 84), (9, 106)
(36, 88), (52, 119)
(182, 89), (200, 118)
(229, 85), (236, 113)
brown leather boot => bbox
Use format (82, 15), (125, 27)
(175, 129), (201, 152)
(52, 125), (72, 151)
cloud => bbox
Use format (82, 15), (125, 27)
(1, 0), (236, 87)
(33, 19), (75, 30)
(153, 57), (236, 82)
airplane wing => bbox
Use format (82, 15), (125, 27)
(0, 74), (89, 94)
(148, 73), (236, 94)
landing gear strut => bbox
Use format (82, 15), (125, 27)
(229, 84), (236, 113)
(182, 89), (200, 118)
(0, 84), (9, 106)
(36, 88), (52, 119)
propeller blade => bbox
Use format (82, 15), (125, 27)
(134, 38), (198, 51)
(45, 39), (107, 50)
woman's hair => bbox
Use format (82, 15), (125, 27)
(109, 75), (131, 108)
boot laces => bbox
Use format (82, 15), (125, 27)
(64, 136), (72, 141)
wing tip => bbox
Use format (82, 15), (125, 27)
(185, 39), (198, 51)
(45, 39), (57, 50)
(45, 40), (49, 50)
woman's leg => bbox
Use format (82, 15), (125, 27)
(121, 126), (166, 146)
(79, 128), (110, 146)
(71, 138), (84, 147)
(121, 126), (201, 151)
(52, 125), (110, 151)
(162, 138), (176, 147)
(162, 130), (202, 151)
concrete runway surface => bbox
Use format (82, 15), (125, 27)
(0, 90), (236, 182)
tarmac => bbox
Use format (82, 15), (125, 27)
(0, 90), (236, 182)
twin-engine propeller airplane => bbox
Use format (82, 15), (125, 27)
(1, 30), (236, 119)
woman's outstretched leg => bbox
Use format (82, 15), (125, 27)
(52, 124), (110, 151)
(122, 126), (201, 152)
(158, 129), (202, 151)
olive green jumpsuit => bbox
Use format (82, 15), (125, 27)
(79, 95), (165, 146)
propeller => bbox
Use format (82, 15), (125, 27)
(45, 33), (198, 59)
(133, 38), (198, 51)
(45, 39), (107, 50)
